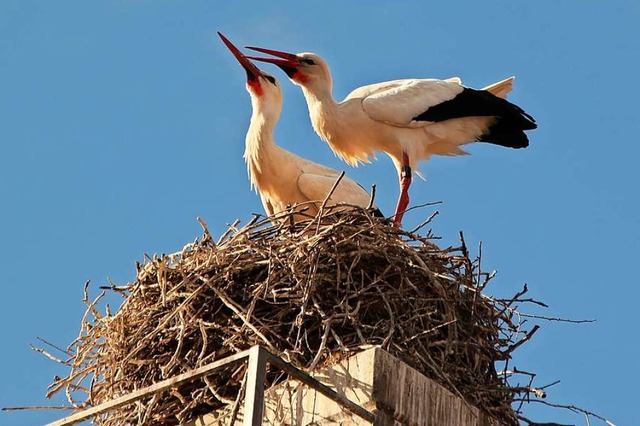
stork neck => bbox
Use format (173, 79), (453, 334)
(244, 113), (279, 191)
(301, 83), (339, 140)
(246, 113), (277, 156)
(301, 83), (337, 112)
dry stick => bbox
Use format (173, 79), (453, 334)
(2, 406), (74, 411)
(204, 376), (234, 405)
(514, 400), (616, 426)
(120, 283), (207, 365)
(37, 337), (73, 356)
(196, 320), (209, 366)
(476, 240), (483, 287)
(468, 240), (484, 322)
(516, 415), (573, 426)
(196, 216), (214, 245)
(88, 374), (97, 407)
(293, 251), (321, 353)
(314, 171), (345, 234)
(504, 325), (540, 356)
(62, 286), (106, 408)
(378, 290), (395, 348)
(217, 219), (241, 245)
(408, 210), (439, 234)
(366, 184), (377, 210)
(308, 315), (334, 371)
(162, 311), (187, 376)
(510, 283), (530, 305)
(514, 366), (541, 413)
(97, 284), (130, 292)
(228, 367), (249, 424)
(139, 392), (159, 425)
(517, 313), (595, 324)
(30, 345), (69, 365)
(387, 200), (443, 223)
(403, 319), (457, 344)
(506, 298), (549, 308)
(234, 213), (264, 239)
(539, 380), (561, 391)
(209, 286), (278, 353)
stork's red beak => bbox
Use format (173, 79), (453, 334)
(217, 32), (262, 82)
(245, 46), (298, 62)
(245, 45), (300, 78)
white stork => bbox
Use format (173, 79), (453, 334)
(217, 33), (381, 222)
(244, 45), (537, 227)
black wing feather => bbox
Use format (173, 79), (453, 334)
(412, 88), (537, 149)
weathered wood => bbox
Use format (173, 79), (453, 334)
(370, 349), (501, 426)
(243, 346), (268, 426)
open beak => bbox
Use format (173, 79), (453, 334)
(244, 45), (300, 76)
(217, 32), (262, 82)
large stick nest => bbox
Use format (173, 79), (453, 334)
(48, 206), (538, 425)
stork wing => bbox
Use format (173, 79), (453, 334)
(358, 79), (465, 128)
(345, 77), (462, 102)
(297, 172), (372, 209)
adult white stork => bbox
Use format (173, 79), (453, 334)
(244, 46), (537, 227)
(217, 33), (381, 222)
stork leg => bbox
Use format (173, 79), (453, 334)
(393, 152), (412, 227)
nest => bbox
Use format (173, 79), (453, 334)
(46, 205), (540, 425)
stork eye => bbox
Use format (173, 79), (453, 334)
(301, 58), (316, 65)
(265, 75), (276, 85)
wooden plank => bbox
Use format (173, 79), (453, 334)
(371, 348), (502, 426)
(243, 346), (268, 426)
(265, 350), (376, 423)
(46, 349), (251, 426)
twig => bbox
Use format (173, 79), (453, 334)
(30, 345), (69, 365)
(36, 337), (72, 356)
(315, 171), (345, 234)
(228, 367), (248, 424)
(2, 406), (74, 411)
(196, 216), (214, 245)
(367, 184), (377, 210)
(515, 400), (616, 426)
(408, 210), (439, 235)
(209, 285), (278, 353)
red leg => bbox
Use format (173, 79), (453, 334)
(393, 152), (412, 227)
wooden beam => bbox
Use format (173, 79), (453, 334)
(243, 346), (268, 426)
(46, 349), (251, 426)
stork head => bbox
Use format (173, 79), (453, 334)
(218, 32), (282, 116)
(244, 46), (332, 92)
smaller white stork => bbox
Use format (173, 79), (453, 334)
(244, 45), (537, 227)
(217, 32), (381, 222)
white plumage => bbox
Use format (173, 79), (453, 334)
(357, 79), (465, 128)
(218, 33), (378, 221)
(246, 46), (536, 226)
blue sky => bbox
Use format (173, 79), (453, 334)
(1, 1), (638, 425)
